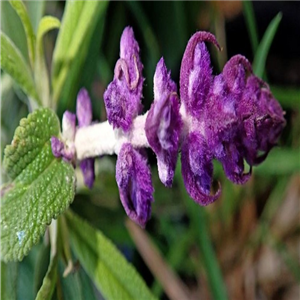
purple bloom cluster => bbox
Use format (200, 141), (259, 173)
(52, 27), (285, 228)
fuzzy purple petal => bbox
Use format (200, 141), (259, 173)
(205, 74), (238, 151)
(104, 27), (143, 132)
(51, 137), (64, 158)
(238, 75), (286, 165)
(181, 132), (220, 206)
(180, 31), (220, 117)
(222, 55), (252, 96)
(76, 88), (92, 127)
(116, 143), (154, 227)
(218, 142), (252, 184)
(145, 58), (182, 187)
(80, 158), (95, 189)
(204, 74), (251, 184)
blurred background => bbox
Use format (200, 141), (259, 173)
(1, 1), (300, 299)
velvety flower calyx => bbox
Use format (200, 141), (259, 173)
(103, 26), (144, 132)
(238, 75), (286, 165)
(145, 58), (182, 187)
(116, 143), (154, 227)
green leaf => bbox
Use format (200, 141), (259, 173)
(52, 1), (108, 106)
(253, 12), (282, 78)
(1, 1), (29, 61)
(9, 0), (36, 69)
(66, 211), (157, 300)
(35, 252), (58, 300)
(0, 32), (40, 104)
(1, 108), (76, 262)
(1, 261), (18, 300)
(25, 1), (46, 34)
(35, 16), (60, 108)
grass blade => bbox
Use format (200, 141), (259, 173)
(176, 160), (228, 300)
(253, 12), (282, 78)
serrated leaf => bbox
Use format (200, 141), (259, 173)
(0, 32), (40, 104)
(66, 211), (157, 300)
(1, 108), (76, 262)
(9, 0), (36, 69)
(35, 16), (60, 108)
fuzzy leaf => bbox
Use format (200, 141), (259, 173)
(0, 32), (39, 103)
(1, 108), (76, 262)
(66, 211), (157, 300)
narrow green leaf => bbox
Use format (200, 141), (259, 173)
(0, 32), (40, 104)
(9, 0), (36, 69)
(66, 211), (157, 300)
(35, 252), (58, 300)
(51, 0), (85, 79)
(176, 159), (229, 300)
(1, 261), (18, 300)
(1, 1), (28, 61)
(52, 1), (108, 106)
(1, 108), (76, 262)
(253, 12), (282, 78)
(35, 16), (60, 108)
(242, 1), (259, 55)
(25, 1), (46, 33)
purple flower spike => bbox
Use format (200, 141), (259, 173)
(238, 75), (286, 165)
(80, 158), (95, 189)
(116, 143), (154, 227)
(145, 58), (182, 187)
(180, 32), (220, 117)
(181, 131), (221, 206)
(77, 88), (92, 127)
(104, 26), (143, 132)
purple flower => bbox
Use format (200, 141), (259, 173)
(145, 58), (182, 187)
(76, 88), (95, 188)
(116, 143), (154, 227)
(103, 26), (143, 132)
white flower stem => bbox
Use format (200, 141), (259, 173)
(75, 113), (149, 160)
